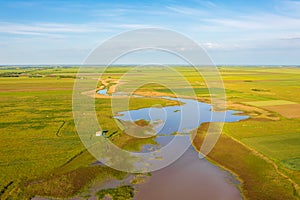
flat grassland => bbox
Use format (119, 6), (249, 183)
(0, 66), (299, 199)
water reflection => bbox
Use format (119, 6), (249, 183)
(115, 96), (248, 153)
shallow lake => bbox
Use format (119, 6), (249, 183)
(115, 96), (247, 153)
(97, 88), (109, 95)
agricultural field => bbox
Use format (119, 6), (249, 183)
(0, 66), (299, 199)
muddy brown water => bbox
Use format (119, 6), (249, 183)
(134, 148), (242, 200)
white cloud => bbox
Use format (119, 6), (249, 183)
(201, 42), (242, 50)
(0, 22), (158, 37)
(166, 5), (207, 16)
(0, 22), (104, 36)
(115, 24), (157, 29)
(203, 13), (300, 31)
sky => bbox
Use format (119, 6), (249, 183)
(0, 0), (299, 65)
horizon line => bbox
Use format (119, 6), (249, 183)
(0, 64), (299, 67)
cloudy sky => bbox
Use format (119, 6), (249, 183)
(0, 0), (299, 65)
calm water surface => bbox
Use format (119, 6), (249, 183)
(110, 90), (248, 200)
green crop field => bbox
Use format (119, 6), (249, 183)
(0, 66), (300, 199)
(244, 100), (297, 107)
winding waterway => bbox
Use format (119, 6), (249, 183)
(95, 89), (248, 200)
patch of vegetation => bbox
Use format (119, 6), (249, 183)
(23, 166), (127, 198)
(251, 88), (271, 92)
(0, 72), (21, 77)
(134, 119), (150, 127)
(281, 158), (300, 171)
(96, 185), (134, 200)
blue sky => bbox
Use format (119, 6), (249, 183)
(0, 0), (299, 65)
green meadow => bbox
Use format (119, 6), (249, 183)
(0, 66), (299, 199)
